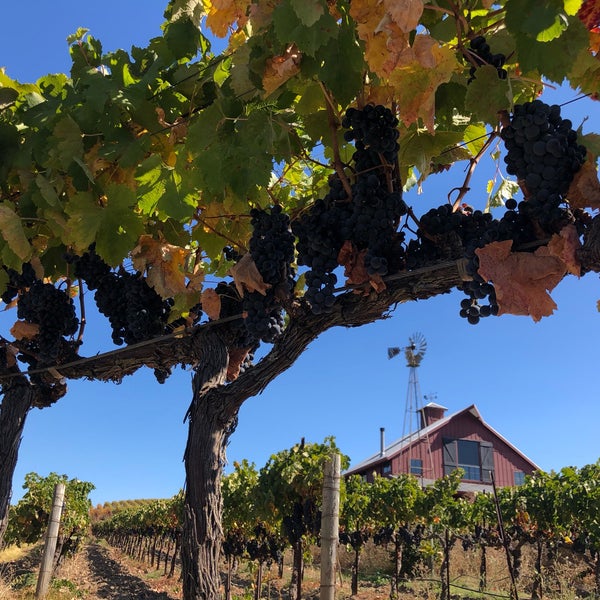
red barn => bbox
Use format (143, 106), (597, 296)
(345, 403), (538, 491)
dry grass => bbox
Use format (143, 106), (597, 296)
(0, 538), (598, 600)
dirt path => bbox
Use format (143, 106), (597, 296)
(80, 543), (178, 600)
(1, 541), (181, 600)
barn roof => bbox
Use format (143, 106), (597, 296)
(345, 403), (539, 476)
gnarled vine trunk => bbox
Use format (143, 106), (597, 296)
(181, 331), (237, 600)
(0, 377), (34, 545)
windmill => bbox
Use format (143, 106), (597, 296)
(387, 332), (434, 482)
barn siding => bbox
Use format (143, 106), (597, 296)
(351, 407), (536, 487)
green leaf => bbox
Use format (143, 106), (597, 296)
(580, 133), (600, 159)
(463, 124), (489, 158)
(164, 18), (201, 60)
(505, 0), (566, 40)
(35, 175), (60, 207)
(317, 21), (364, 106)
(487, 177), (520, 209)
(0, 205), (31, 261)
(272, 0), (337, 57)
(291, 0), (325, 27)
(66, 28), (90, 45)
(51, 116), (84, 170)
(65, 186), (145, 265)
(564, 0), (583, 15)
(464, 66), (511, 125)
(399, 129), (465, 177)
(0, 87), (18, 109)
(514, 17), (589, 82)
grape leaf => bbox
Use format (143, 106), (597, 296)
(505, 0), (567, 41)
(291, 0), (324, 27)
(547, 224), (581, 277)
(205, 0), (251, 37)
(0, 205), (32, 261)
(10, 321), (39, 340)
(337, 241), (386, 293)
(0, 87), (18, 109)
(567, 155), (600, 209)
(465, 66), (512, 126)
(201, 288), (222, 321)
(272, 0), (337, 56)
(229, 252), (270, 296)
(50, 116), (84, 170)
(132, 235), (202, 298)
(164, 0), (205, 26)
(476, 240), (567, 321)
(385, 0), (424, 33)
(399, 129), (464, 178)
(388, 42), (457, 130)
(227, 346), (251, 381)
(514, 17), (590, 82)
(262, 45), (302, 97)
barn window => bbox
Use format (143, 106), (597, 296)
(381, 461), (392, 475)
(443, 438), (494, 482)
(410, 458), (423, 475)
(514, 471), (525, 486)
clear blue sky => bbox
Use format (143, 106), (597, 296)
(2, 2), (600, 507)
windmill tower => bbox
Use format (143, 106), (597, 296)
(387, 333), (434, 482)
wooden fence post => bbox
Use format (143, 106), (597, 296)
(35, 482), (65, 599)
(320, 453), (341, 600)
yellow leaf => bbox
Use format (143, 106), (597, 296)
(388, 42), (458, 131)
(205, 0), (251, 37)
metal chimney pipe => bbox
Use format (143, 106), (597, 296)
(380, 427), (385, 456)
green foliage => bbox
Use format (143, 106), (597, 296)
(6, 472), (94, 548)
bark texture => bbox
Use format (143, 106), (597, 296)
(181, 331), (235, 600)
(0, 375), (34, 545)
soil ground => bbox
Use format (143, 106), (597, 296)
(0, 538), (596, 600)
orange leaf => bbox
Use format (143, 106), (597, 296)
(567, 155), (600, 210)
(10, 320), (40, 340)
(476, 240), (566, 322)
(228, 253), (271, 296)
(227, 346), (251, 381)
(202, 288), (222, 321)
(547, 224), (581, 277)
(132, 235), (203, 299)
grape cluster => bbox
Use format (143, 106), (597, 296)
(1, 263), (37, 304)
(293, 105), (407, 314)
(17, 282), (79, 363)
(467, 35), (507, 82)
(501, 100), (587, 230)
(242, 206), (295, 343)
(70, 246), (171, 345)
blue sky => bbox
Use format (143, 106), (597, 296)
(2, 2), (600, 507)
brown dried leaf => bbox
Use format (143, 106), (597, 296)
(568, 155), (600, 209)
(229, 253), (270, 296)
(5, 345), (18, 368)
(10, 320), (40, 340)
(337, 240), (387, 293)
(476, 240), (566, 322)
(227, 346), (251, 381)
(262, 44), (302, 97)
(384, 0), (423, 33)
(202, 288), (222, 321)
(132, 235), (202, 298)
(547, 224), (581, 276)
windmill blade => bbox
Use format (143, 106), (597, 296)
(387, 347), (402, 359)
